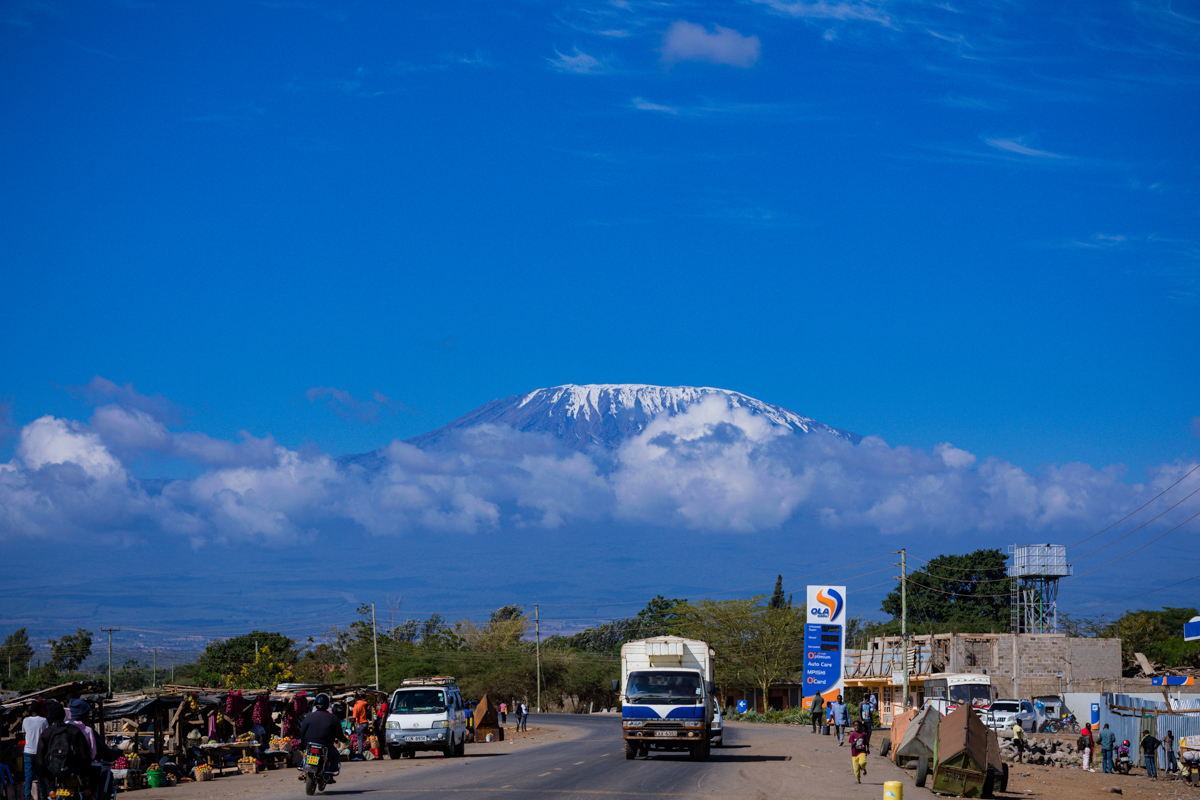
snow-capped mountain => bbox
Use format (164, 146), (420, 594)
(346, 385), (857, 459)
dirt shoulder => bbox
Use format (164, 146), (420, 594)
(121, 724), (574, 800)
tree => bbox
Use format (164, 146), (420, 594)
(192, 631), (298, 686)
(455, 606), (528, 652)
(1108, 607), (1199, 671)
(225, 646), (295, 689)
(48, 629), (93, 673)
(1, 629), (35, 676)
(673, 597), (804, 713)
(623, 595), (685, 640)
(880, 549), (1009, 631)
(769, 576), (787, 609)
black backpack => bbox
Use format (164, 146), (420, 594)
(43, 722), (87, 778)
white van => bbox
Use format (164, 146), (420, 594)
(711, 698), (724, 747)
(384, 677), (467, 759)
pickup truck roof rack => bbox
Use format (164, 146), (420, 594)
(399, 676), (457, 687)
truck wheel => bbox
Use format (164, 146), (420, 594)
(1000, 763), (1009, 792)
(701, 739), (711, 761)
(690, 743), (703, 761)
(915, 756), (929, 788)
(625, 741), (637, 760)
(387, 745), (402, 760)
(982, 768), (996, 798)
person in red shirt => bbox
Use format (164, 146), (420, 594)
(351, 698), (370, 761)
(848, 721), (870, 783)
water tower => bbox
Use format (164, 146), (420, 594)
(1008, 544), (1073, 633)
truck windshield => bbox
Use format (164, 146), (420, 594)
(391, 690), (447, 714)
(625, 671), (702, 705)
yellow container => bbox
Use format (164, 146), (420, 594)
(883, 780), (903, 800)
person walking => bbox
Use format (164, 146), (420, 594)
(829, 695), (850, 746)
(848, 721), (869, 784)
(1164, 731), (1177, 774)
(22, 705), (49, 800)
(810, 694), (825, 734)
(1098, 724), (1116, 773)
(1011, 721), (1026, 764)
(1079, 725), (1094, 772)
(859, 696), (874, 747)
(351, 696), (370, 761)
(1141, 730), (1160, 779)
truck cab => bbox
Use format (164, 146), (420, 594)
(617, 636), (715, 761)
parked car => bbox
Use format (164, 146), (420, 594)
(985, 699), (1036, 731)
(711, 699), (723, 747)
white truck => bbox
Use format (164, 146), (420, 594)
(615, 636), (715, 761)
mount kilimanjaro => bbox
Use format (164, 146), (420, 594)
(341, 384), (859, 468)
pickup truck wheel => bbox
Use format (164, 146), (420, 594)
(625, 741), (637, 760)
(713, 735), (723, 748)
(387, 745), (402, 760)
(915, 756), (929, 788)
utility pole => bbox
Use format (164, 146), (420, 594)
(153, 650), (157, 690)
(101, 628), (120, 694)
(535, 604), (542, 713)
(371, 602), (380, 690)
(901, 549), (909, 710)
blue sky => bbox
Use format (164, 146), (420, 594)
(2, 0), (1199, 643)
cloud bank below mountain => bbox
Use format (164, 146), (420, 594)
(1, 385), (1194, 548)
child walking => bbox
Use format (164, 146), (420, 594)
(849, 721), (870, 783)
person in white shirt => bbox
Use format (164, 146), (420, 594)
(22, 707), (49, 800)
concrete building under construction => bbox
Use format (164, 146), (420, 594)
(844, 632), (1122, 726)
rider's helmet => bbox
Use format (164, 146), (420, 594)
(1122, 740), (1129, 746)
(314, 693), (331, 710)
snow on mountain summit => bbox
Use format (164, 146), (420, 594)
(402, 384), (860, 451)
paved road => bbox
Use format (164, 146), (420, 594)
(293, 714), (933, 800)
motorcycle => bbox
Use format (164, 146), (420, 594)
(1115, 750), (1132, 775)
(298, 743), (337, 795)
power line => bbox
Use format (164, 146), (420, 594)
(1070, 574), (1200, 613)
(1067, 461), (1200, 549)
(1070, 482), (1200, 561)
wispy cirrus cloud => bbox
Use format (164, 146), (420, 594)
(306, 387), (402, 425)
(632, 97), (679, 114)
(548, 47), (613, 74)
(751, 0), (894, 28)
(661, 21), (761, 68)
(983, 136), (1065, 158)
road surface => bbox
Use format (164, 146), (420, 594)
(153, 714), (938, 800)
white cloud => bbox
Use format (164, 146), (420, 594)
(2, 394), (1196, 548)
(661, 21), (761, 68)
(19, 416), (124, 479)
(548, 47), (610, 74)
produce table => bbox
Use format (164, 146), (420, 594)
(197, 741), (257, 776)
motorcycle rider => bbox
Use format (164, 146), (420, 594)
(299, 694), (346, 783)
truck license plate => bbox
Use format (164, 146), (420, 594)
(653, 731), (677, 737)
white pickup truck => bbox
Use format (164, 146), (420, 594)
(615, 636), (715, 761)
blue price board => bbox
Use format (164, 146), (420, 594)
(804, 623), (843, 698)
